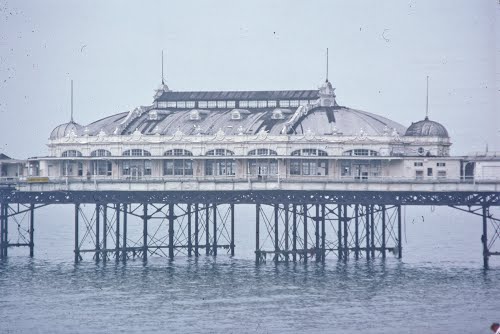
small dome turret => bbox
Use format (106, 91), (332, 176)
(50, 121), (84, 139)
(404, 117), (449, 138)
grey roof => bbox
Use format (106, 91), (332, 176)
(83, 105), (407, 137)
(155, 90), (319, 101)
(50, 121), (84, 139)
(404, 117), (449, 138)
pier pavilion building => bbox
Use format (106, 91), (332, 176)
(29, 79), (460, 184)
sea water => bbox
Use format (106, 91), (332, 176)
(0, 205), (498, 333)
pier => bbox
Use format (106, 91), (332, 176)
(1, 177), (499, 268)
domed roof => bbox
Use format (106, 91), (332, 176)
(50, 121), (84, 139)
(404, 117), (448, 138)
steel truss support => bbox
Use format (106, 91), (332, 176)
(72, 202), (235, 262)
(255, 203), (402, 263)
(0, 202), (42, 258)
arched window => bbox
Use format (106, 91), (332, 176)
(91, 149), (112, 157)
(61, 150), (82, 157)
(122, 149), (152, 156)
(291, 149), (327, 156)
(289, 149), (328, 176)
(164, 149), (193, 156)
(163, 149), (193, 176)
(342, 149), (379, 157)
(206, 149), (234, 156)
(248, 149), (277, 156)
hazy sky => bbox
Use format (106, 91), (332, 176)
(0, 0), (498, 158)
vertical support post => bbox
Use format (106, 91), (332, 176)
(337, 205), (342, 260)
(95, 204), (100, 262)
(354, 204), (359, 260)
(365, 205), (370, 259)
(205, 205), (210, 256)
(230, 203), (235, 257)
(292, 204), (297, 262)
(482, 205), (489, 270)
(2, 203), (7, 258)
(343, 204), (348, 261)
(115, 203), (120, 261)
(397, 204), (402, 259)
(169, 203), (174, 260)
(187, 204), (192, 257)
(122, 204), (127, 261)
(0, 203), (6, 258)
(194, 203), (199, 257)
(381, 205), (386, 259)
(284, 204), (289, 262)
(102, 205), (107, 261)
(74, 203), (80, 263)
(370, 204), (375, 259)
(274, 204), (279, 263)
(255, 203), (260, 262)
(321, 204), (326, 263)
(142, 203), (148, 261)
(315, 204), (320, 262)
(303, 204), (308, 263)
(29, 203), (34, 257)
(212, 203), (217, 256)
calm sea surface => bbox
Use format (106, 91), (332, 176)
(0, 205), (499, 333)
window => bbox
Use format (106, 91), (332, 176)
(205, 160), (235, 176)
(437, 162), (446, 167)
(122, 149), (151, 156)
(231, 110), (241, 120)
(190, 110), (200, 120)
(300, 100), (309, 106)
(257, 100), (267, 108)
(207, 101), (217, 108)
(291, 149), (328, 156)
(167, 101), (176, 108)
(416, 170), (424, 180)
(239, 101), (249, 108)
(343, 149), (379, 157)
(62, 150), (82, 157)
(268, 101), (277, 108)
(248, 149), (277, 156)
(279, 100), (290, 107)
(290, 100), (299, 107)
(227, 101), (236, 108)
(248, 159), (278, 176)
(198, 101), (208, 108)
(248, 101), (258, 108)
(164, 149), (193, 156)
(414, 162), (423, 167)
(163, 159), (193, 176)
(186, 101), (195, 108)
(272, 110), (284, 120)
(427, 168), (433, 176)
(62, 161), (83, 176)
(217, 101), (226, 108)
(157, 101), (167, 108)
(177, 101), (186, 108)
(437, 170), (446, 179)
(206, 149), (234, 156)
(91, 160), (112, 176)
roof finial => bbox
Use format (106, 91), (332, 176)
(326, 48), (329, 83)
(161, 50), (165, 85)
(70, 79), (74, 123)
(425, 75), (429, 120)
